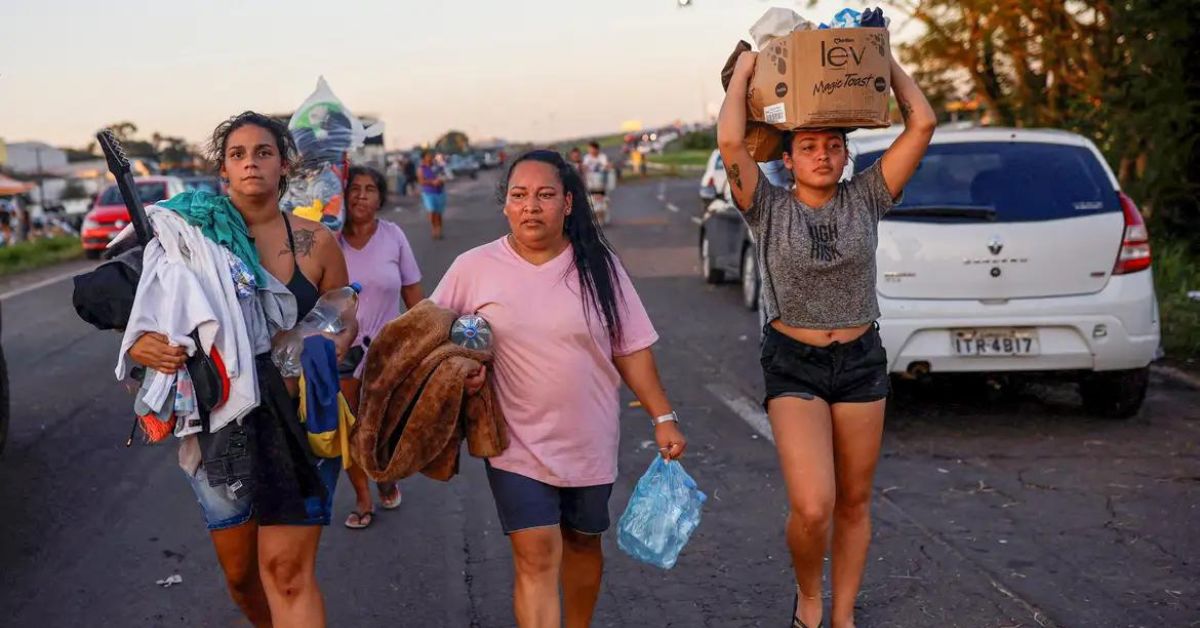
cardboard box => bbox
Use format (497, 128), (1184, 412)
(748, 28), (891, 129)
(720, 40), (785, 161)
(744, 122), (784, 162)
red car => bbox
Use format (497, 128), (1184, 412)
(81, 176), (185, 258)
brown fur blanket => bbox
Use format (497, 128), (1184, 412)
(351, 300), (507, 482)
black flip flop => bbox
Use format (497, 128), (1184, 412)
(791, 592), (822, 628)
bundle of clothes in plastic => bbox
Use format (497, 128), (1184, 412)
(749, 6), (888, 48)
(280, 76), (384, 233)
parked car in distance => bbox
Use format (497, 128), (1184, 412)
(700, 126), (1160, 418)
(698, 149), (728, 208)
(447, 154), (481, 179)
(480, 150), (503, 169)
(81, 176), (186, 259)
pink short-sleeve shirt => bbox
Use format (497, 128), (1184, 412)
(432, 237), (657, 487)
(339, 220), (422, 378)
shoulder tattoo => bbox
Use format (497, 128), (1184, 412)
(281, 228), (319, 258)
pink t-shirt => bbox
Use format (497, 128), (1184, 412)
(339, 220), (422, 377)
(432, 236), (658, 487)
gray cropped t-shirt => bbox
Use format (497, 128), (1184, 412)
(741, 161), (897, 329)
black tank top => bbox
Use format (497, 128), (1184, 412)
(280, 212), (320, 319)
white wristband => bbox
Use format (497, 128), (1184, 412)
(651, 411), (679, 427)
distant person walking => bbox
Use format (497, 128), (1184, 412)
(567, 147), (585, 178)
(582, 142), (612, 225)
(417, 150), (447, 240)
(337, 165), (424, 529)
(401, 156), (418, 196)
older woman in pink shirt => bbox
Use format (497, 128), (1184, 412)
(338, 166), (424, 529)
(433, 150), (687, 628)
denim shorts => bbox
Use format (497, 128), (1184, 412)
(421, 191), (447, 214)
(186, 457), (341, 530)
(485, 462), (613, 535)
(761, 323), (890, 406)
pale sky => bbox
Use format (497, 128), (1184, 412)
(0, 0), (912, 151)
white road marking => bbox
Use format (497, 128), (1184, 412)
(665, 202), (680, 213)
(704, 382), (773, 443)
(690, 216), (703, 225)
(0, 266), (91, 302)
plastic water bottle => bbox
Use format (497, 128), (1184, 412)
(450, 314), (492, 350)
(271, 282), (362, 377)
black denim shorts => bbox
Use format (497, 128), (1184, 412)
(760, 323), (890, 406)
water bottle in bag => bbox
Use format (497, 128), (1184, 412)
(617, 456), (707, 569)
(272, 282), (362, 377)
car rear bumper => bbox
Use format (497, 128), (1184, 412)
(81, 227), (120, 250)
(878, 271), (1160, 374)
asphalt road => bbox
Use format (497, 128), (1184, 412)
(1, 169), (1196, 627)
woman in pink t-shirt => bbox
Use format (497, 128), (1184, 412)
(338, 166), (424, 530)
(433, 150), (687, 628)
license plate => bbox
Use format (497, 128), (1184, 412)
(952, 328), (1039, 357)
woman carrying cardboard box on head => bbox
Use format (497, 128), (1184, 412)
(717, 43), (935, 628)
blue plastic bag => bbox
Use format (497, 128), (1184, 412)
(617, 457), (707, 569)
(830, 8), (862, 29)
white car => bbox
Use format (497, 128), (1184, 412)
(859, 127), (1160, 417)
(716, 127), (1161, 418)
(698, 149), (728, 207)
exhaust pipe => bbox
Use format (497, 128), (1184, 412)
(903, 361), (931, 381)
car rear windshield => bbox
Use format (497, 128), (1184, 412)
(99, 182), (169, 206)
(854, 141), (1119, 222)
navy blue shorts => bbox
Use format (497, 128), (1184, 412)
(485, 462), (613, 535)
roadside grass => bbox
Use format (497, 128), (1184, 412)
(647, 149), (711, 168)
(0, 236), (84, 276)
(595, 133), (628, 149)
(1152, 237), (1200, 364)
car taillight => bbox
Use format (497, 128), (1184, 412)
(1113, 192), (1151, 274)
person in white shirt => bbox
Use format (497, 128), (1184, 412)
(582, 142), (613, 225)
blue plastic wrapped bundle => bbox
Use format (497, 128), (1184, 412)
(830, 8), (862, 29)
(617, 456), (707, 569)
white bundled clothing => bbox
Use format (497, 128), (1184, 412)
(116, 207), (258, 436)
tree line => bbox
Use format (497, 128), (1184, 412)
(889, 0), (1198, 240)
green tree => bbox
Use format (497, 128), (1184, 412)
(435, 131), (471, 155)
(158, 136), (197, 170)
(107, 121), (138, 143)
(889, 0), (1199, 236)
(64, 146), (97, 163)
(102, 121), (155, 159)
(61, 180), (90, 200)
